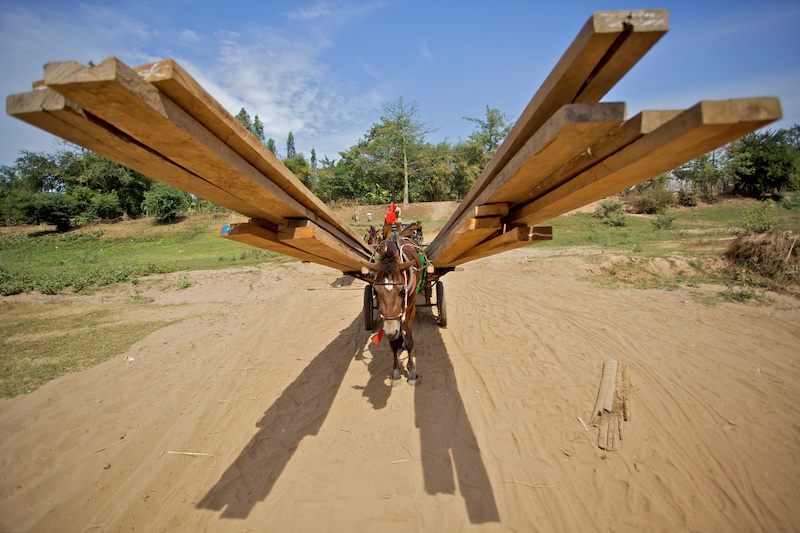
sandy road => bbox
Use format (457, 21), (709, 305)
(1, 251), (799, 531)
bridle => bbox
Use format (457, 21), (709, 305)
(374, 268), (414, 323)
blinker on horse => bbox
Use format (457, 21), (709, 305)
(361, 238), (423, 387)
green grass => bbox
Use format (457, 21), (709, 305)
(0, 215), (293, 295)
(0, 300), (176, 397)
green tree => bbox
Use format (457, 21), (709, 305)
(142, 183), (190, 222)
(286, 131), (296, 159)
(367, 97), (435, 204)
(252, 115), (265, 144)
(726, 129), (800, 197)
(463, 106), (513, 158)
(673, 152), (721, 202)
(235, 108), (252, 132)
(266, 138), (278, 156)
(284, 152), (312, 189)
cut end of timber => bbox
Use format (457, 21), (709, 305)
(697, 97), (783, 125)
(592, 9), (669, 33)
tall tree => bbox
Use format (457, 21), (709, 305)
(463, 106), (514, 157)
(234, 108), (252, 132)
(266, 138), (278, 156)
(286, 131), (296, 159)
(252, 115), (265, 144)
(369, 97), (435, 204)
(726, 129), (800, 197)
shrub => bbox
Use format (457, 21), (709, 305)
(677, 188), (699, 207)
(593, 199), (626, 227)
(629, 186), (675, 214)
(780, 192), (800, 211)
(726, 231), (799, 290)
(142, 184), (189, 222)
(651, 213), (676, 231)
(90, 191), (124, 220)
(739, 201), (778, 233)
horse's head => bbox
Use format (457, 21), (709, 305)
(364, 225), (380, 247)
(361, 241), (415, 340)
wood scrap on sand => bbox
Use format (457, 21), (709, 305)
(6, 8), (782, 277)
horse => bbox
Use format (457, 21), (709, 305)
(361, 237), (426, 387)
(364, 225), (381, 247)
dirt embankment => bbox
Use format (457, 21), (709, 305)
(1, 251), (799, 531)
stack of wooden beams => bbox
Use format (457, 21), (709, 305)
(6, 58), (372, 273)
(426, 9), (782, 269)
(5, 9), (782, 277)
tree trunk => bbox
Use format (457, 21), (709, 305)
(403, 149), (410, 205)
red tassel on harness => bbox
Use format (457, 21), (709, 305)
(373, 329), (384, 344)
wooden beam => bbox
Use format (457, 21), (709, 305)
(6, 89), (276, 221)
(451, 226), (553, 266)
(428, 103), (625, 255)
(474, 103), (626, 207)
(133, 59), (367, 248)
(473, 204), (509, 218)
(279, 220), (366, 272)
(43, 57), (368, 255)
(436, 10), (668, 241)
(428, 217), (502, 267)
(507, 98), (782, 226)
(525, 109), (683, 200)
(220, 222), (353, 271)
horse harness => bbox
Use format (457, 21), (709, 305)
(373, 236), (425, 324)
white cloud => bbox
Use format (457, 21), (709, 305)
(419, 40), (433, 61)
(286, 2), (333, 21)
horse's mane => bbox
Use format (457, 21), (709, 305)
(376, 241), (401, 278)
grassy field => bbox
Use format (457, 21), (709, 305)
(1, 198), (798, 398)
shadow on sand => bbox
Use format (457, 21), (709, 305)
(197, 307), (499, 524)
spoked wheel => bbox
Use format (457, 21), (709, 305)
(363, 284), (375, 330)
(435, 280), (447, 327)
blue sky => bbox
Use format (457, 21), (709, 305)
(1, 0), (798, 168)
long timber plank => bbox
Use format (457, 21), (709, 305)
(450, 226), (553, 266)
(525, 109), (683, 200)
(429, 217), (502, 268)
(507, 98), (782, 226)
(133, 59), (366, 248)
(427, 103), (625, 259)
(43, 57), (368, 255)
(6, 89), (277, 223)
(434, 9), (668, 243)
(220, 222), (353, 271)
(279, 220), (366, 272)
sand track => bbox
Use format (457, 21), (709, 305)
(1, 252), (798, 531)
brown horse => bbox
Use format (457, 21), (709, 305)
(364, 225), (381, 247)
(361, 237), (425, 387)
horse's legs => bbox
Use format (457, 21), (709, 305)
(405, 328), (420, 387)
(389, 336), (404, 386)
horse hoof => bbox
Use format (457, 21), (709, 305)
(392, 377), (402, 387)
(407, 376), (421, 387)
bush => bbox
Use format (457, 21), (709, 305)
(32, 193), (80, 231)
(629, 186), (675, 214)
(90, 191), (124, 220)
(651, 213), (676, 231)
(780, 193), (800, 211)
(142, 184), (189, 222)
(677, 188), (699, 207)
(739, 201), (778, 233)
(593, 199), (626, 227)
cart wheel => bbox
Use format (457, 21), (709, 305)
(435, 280), (447, 327)
(363, 284), (375, 330)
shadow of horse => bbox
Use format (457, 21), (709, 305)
(197, 308), (499, 524)
(360, 308), (501, 524)
(196, 316), (369, 518)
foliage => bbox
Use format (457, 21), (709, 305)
(627, 178), (674, 214)
(739, 201), (778, 233)
(677, 187), (699, 207)
(651, 213), (676, 231)
(286, 131), (296, 159)
(726, 231), (799, 292)
(593, 199), (626, 226)
(141, 183), (190, 222)
(727, 129), (800, 198)
(779, 192), (800, 211)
